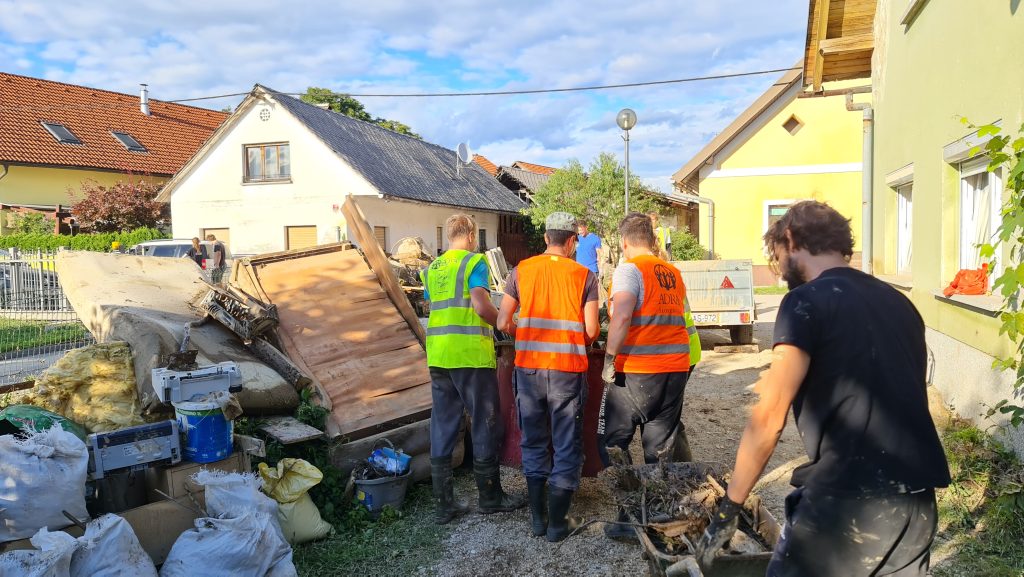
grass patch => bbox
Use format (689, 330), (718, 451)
(933, 419), (1024, 576)
(0, 321), (88, 354)
(754, 286), (788, 295)
(293, 483), (449, 577)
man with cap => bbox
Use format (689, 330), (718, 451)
(421, 214), (525, 525)
(497, 211), (601, 542)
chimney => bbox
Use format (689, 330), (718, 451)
(315, 102), (330, 110)
(140, 83), (151, 116)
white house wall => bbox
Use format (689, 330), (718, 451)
(170, 95), (492, 255)
(356, 196), (499, 255)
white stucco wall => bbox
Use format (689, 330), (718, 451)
(168, 95), (500, 255)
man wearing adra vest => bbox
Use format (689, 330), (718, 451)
(598, 213), (694, 538)
(421, 214), (525, 525)
(497, 212), (600, 542)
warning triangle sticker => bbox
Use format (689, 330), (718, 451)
(721, 276), (735, 289)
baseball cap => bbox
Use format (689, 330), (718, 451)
(545, 212), (578, 232)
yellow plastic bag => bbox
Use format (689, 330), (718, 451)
(258, 458), (323, 503)
(258, 458), (334, 545)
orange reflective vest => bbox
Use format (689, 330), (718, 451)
(611, 254), (690, 374)
(513, 254), (590, 372)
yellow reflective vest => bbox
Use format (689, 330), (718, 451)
(421, 250), (495, 369)
(684, 295), (701, 366)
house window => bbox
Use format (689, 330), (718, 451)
(111, 131), (147, 152)
(286, 226), (317, 250)
(436, 227), (444, 256)
(782, 115), (804, 136)
(40, 122), (82, 145)
(896, 183), (913, 275)
(478, 229), (488, 251)
(373, 226), (388, 252)
(959, 159), (1002, 270)
(244, 143), (290, 182)
(765, 202), (792, 231)
(202, 228), (230, 248)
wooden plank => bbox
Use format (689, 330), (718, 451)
(257, 415), (325, 445)
(342, 195), (427, 346)
(812, 0), (830, 91)
(0, 381), (32, 395)
(818, 33), (873, 56)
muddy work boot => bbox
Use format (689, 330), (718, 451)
(431, 457), (468, 525)
(603, 508), (636, 542)
(474, 458), (526, 513)
(527, 477), (547, 537)
(546, 485), (581, 543)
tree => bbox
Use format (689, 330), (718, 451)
(71, 179), (168, 233)
(301, 87), (420, 139)
(6, 212), (55, 235)
(526, 152), (662, 262)
(670, 228), (711, 261)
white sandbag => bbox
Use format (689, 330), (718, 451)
(70, 514), (156, 577)
(191, 470), (283, 538)
(0, 528), (78, 577)
(0, 427), (89, 542)
(158, 512), (296, 577)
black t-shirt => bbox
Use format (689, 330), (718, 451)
(774, 267), (951, 493)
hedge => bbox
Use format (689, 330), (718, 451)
(0, 228), (167, 252)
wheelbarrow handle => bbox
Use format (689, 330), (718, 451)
(665, 556), (703, 577)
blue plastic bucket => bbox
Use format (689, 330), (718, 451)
(173, 397), (233, 463)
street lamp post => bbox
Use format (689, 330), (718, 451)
(616, 108), (637, 213)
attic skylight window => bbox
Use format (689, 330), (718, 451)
(40, 122), (82, 145)
(111, 131), (147, 153)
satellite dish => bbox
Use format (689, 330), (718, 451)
(455, 142), (473, 177)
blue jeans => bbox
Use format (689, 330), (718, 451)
(513, 367), (587, 491)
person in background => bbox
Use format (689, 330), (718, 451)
(421, 214), (525, 525)
(497, 211), (600, 542)
(575, 221), (602, 275)
(650, 212), (672, 259)
(599, 212), (694, 539)
(186, 237), (206, 268)
(206, 234), (226, 284)
(695, 201), (950, 576)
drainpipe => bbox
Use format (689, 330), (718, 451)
(692, 196), (716, 260)
(846, 93), (873, 274)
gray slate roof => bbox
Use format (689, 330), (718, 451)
(267, 87), (527, 214)
(496, 165), (551, 193)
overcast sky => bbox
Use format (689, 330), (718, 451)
(0, 0), (807, 191)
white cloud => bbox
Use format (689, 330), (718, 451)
(0, 0), (808, 190)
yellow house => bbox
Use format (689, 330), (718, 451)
(0, 72), (226, 233)
(810, 0), (1023, 451)
(672, 64), (867, 285)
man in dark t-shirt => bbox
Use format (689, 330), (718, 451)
(695, 201), (950, 576)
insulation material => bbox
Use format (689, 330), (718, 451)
(54, 251), (298, 415)
(27, 342), (144, 433)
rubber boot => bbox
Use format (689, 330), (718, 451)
(431, 457), (468, 525)
(546, 485), (581, 542)
(672, 427), (694, 463)
(474, 458), (527, 513)
(527, 477), (547, 537)
(603, 508), (637, 541)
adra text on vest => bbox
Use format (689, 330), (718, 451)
(658, 293), (682, 306)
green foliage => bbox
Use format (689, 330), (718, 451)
(301, 87), (420, 139)
(962, 119), (1024, 427)
(0, 227), (165, 252)
(669, 227), (709, 261)
(7, 212), (56, 235)
(526, 153), (662, 262)
(934, 419), (1024, 576)
(0, 321), (89, 354)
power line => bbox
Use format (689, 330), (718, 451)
(0, 66), (799, 112)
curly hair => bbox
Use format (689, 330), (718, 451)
(763, 201), (854, 265)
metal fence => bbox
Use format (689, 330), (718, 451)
(0, 250), (94, 386)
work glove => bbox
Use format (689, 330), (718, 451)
(601, 354), (619, 386)
(694, 496), (742, 569)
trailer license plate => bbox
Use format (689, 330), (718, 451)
(693, 313), (720, 325)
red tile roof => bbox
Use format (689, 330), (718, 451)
(511, 160), (556, 175)
(473, 154), (499, 176)
(0, 72), (228, 176)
